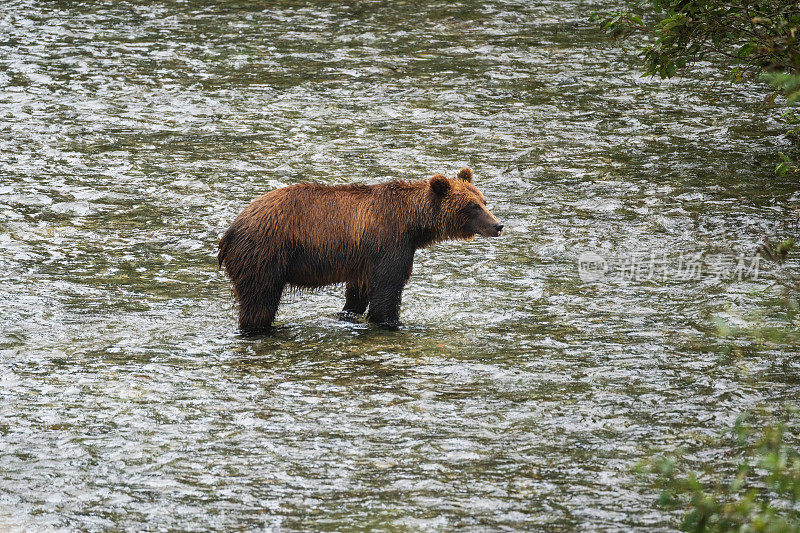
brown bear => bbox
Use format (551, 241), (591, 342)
(218, 167), (502, 333)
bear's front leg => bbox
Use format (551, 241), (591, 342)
(339, 281), (369, 322)
(366, 247), (414, 330)
(366, 286), (404, 329)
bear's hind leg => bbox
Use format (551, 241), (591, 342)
(339, 282), (369, 321)
(237, 280), (285, 335)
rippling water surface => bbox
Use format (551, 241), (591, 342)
(2, 0), (800, 530)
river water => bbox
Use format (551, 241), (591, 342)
(2, 0), (799, 531)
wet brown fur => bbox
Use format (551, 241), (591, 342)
(218, 167), (501, 333)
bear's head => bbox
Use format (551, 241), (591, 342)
(430, 168), (503, 240)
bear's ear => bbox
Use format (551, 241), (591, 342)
(430, 174), (451, 196)
(457, 167), (473, 183)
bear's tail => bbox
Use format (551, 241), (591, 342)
(217, 227), (234, 268)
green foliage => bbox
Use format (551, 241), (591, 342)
(777, 152), (799, 177)
(592, 1), (800, 83)
(775, 109), (800, 176)
(763, 73), (800, 105)
(639, 415), (800, 532)
(592, 1), (800, 175)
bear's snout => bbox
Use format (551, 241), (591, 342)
(482, 222), (503, 237)
(473, 208), (503, 237)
